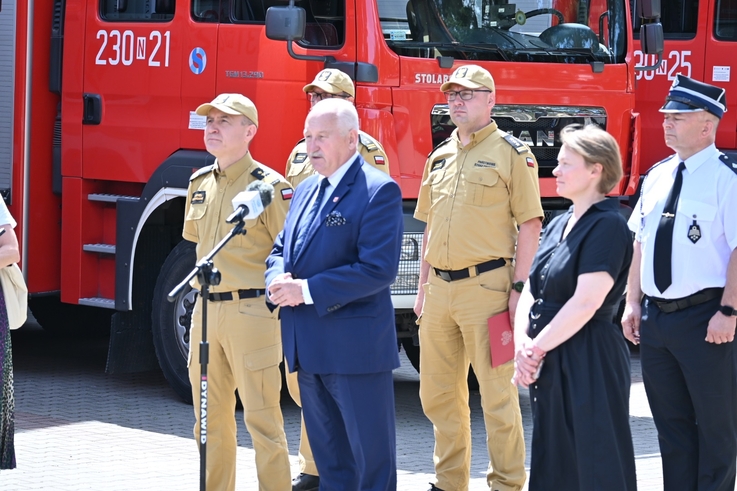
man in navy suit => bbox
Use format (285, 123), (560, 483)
(266, 98), (403, 491)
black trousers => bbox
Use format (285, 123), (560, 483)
(641, 296), (737, 491)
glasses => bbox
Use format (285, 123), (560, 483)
(443, 89), (491, 101)
(308, 91), (352, 102)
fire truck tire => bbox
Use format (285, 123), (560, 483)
(151, 240), (197, 404)
(28, 295), (113, 336)
(399, 337), (480, 390)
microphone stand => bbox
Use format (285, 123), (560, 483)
(168, 218), (248, 491)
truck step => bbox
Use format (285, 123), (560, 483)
(83, 243), (116, 254)
(78, 297), (115, 309)
(87, 193), (139, 203)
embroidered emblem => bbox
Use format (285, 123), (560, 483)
(281, 188), (293, 200)
(374, 156), (386, 165)
(191, 191), (206, 204)
(688, 216), (701, 244)
(293, 153), (308, 164)
(526, 157), (535, 168)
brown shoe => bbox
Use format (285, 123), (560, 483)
(292, 473), (319, 491)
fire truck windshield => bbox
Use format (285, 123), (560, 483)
(378, 0), (627, 64)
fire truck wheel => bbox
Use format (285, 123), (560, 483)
(152, 240), (197, 404)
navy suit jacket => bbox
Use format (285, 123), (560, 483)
(266, 156), (403, 375)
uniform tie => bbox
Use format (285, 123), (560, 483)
(653, 161), (686, 293)
(293, 178), (329, 258)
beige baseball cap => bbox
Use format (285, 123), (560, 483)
(303, 69), (355, 97)
(440, 65), (495, 93)
(195, 93), (259, 127)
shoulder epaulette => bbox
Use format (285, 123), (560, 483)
(501, 132), (530, 154)
(427, 137), (452, 159)
(189, 164), (215, 181)
(644, 155), (674, 175)
(252, 166), (284, 186)
(719, 153), (737, 175)
(358, 133), (379, 152)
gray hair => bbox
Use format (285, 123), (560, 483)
(309, 98), (359, 134)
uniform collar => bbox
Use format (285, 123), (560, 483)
(682, 143), (718, 174)
(452, 120), (498, 149)
(214, 152), (254, 180)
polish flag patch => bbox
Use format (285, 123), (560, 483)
(374, 156), (386, 165)
(526, 157), (535, 168)
(281, 188), (293, 200)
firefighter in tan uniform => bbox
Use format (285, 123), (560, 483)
(183, 94), (293, 491)
(414, 66), (543, 491)
(285, 68), (391, 491)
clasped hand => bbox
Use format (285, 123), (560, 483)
(268, 273), (305, 307)
(512, 337), (545, 389)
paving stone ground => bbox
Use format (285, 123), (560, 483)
(0, 322), (663, 490)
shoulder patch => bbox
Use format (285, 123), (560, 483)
(431, 158), (446, 171)
(427, 137), (453, 159)
(292, 153), (308, 164)
(189, 164), (215, 181)
(501, 133), (529, 154)
(358, 133), (379, 152)
(719, 153), (737, 175)
(644, 155), (674, 175)
(280, 188), (294, 200)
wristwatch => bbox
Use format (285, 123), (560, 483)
(512, 281), (525, 293)
(719, 305), (737, 317)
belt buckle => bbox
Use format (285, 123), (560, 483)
(530, 298), (543, 319)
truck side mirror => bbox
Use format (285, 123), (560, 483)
(636, 22), (664, 71)
(637, 0), (661, 20)
(265, 6), (306, 41)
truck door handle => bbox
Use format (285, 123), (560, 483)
(83, 93), (102, 125)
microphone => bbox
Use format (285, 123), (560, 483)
(227, 180), (274, 223)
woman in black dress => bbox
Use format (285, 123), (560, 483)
(512, 124), (636, 490)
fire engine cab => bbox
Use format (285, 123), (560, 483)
(3, 0), (661, 401)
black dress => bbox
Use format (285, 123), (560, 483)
(526, 199), (636, 491)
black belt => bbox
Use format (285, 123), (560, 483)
(646, 287), (723, 314)
(207, 289), (265, 302)
(434, 258), (507, 282)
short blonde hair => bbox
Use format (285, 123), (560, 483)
(559, 124), (623, 194)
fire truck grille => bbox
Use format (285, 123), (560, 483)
(391, 232), (422, 295)
(430, 104), (607, 178)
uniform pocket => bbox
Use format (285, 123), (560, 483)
(423, 170), (448, 208)
(463, 168), (506, 206)
(239, 298), (276, 319)
(676, 199), (716, 248)
(186, 203), (207, 221)
(244, 344), (282, 371)
(287, 163), (307, 178)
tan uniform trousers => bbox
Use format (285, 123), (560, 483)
(188, 296), (290, 491)
(419, 264), (526, 491)
(285, 368), (319, 476)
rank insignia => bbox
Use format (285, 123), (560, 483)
(688, 218), (701, 244)
(191, 191), (206, 204)
(281, 188), (293, 200)
(431, 159), (446, 171)
(374, 155), (385, 165)
(293, 153), (308, 164)
(251, 168), (266, 180)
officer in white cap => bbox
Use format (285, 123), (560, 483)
(622, 74), (737, 491)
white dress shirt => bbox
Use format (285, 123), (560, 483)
(628, 144), (737, 299)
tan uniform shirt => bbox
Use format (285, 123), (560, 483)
(285, 130), (390, 188)
(183, 153), (293, 291)
(414, 120), (543, 270)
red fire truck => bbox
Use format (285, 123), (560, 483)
(5, 0), (660, 401)
(633, 0), (737, 170)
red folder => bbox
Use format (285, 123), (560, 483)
(488, 311), (514, 368)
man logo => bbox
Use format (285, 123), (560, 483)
(317, 70), (332, 82)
